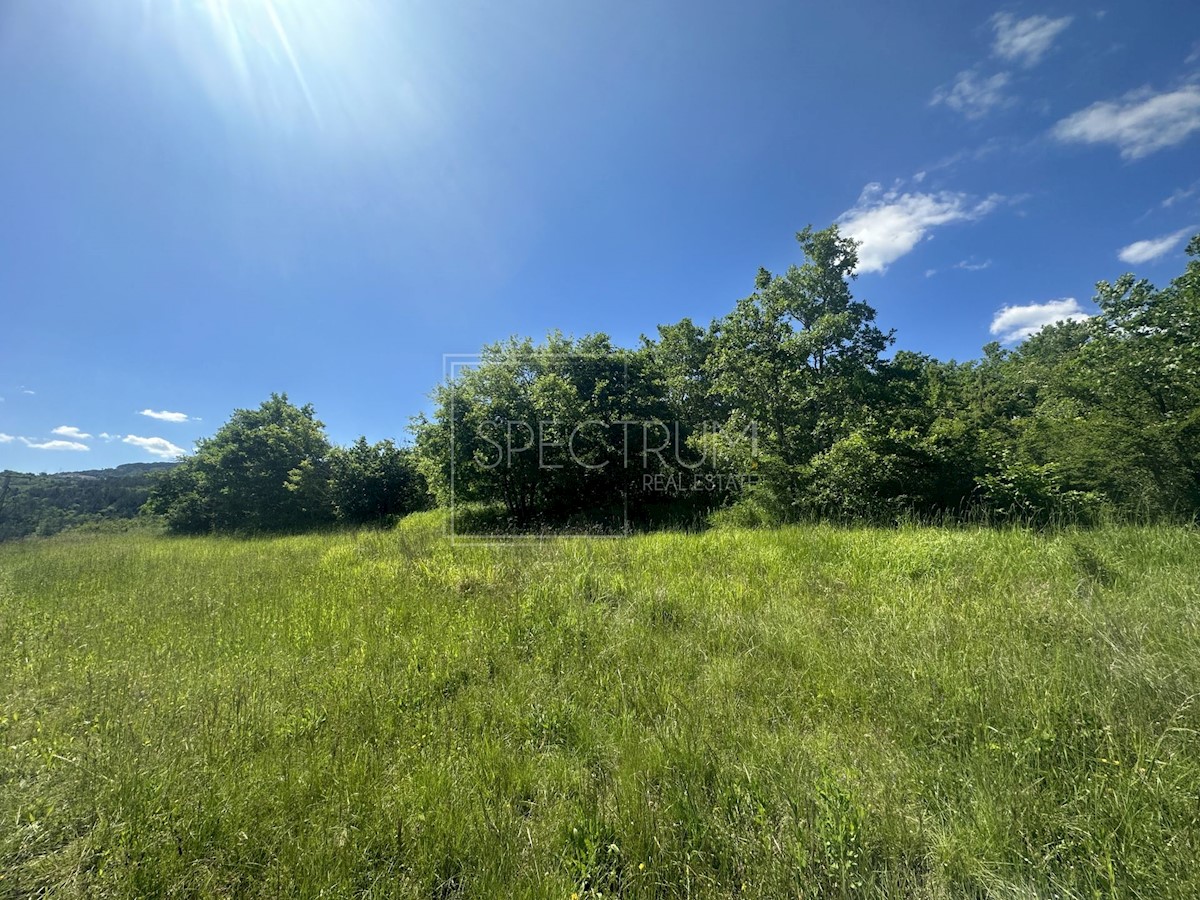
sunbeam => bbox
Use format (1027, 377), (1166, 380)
(128, 0), (424, 138)
(260, 0), (321, 126)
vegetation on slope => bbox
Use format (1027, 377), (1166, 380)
(2, 519), (1198, 897)
(0, 463), (174, 541)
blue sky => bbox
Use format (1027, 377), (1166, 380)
(2, 0), (1198, 472)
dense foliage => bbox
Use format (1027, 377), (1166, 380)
(413, 333), (726, 530)
(415, 227), (1200, 527)
(145, 394), (429, 533)
(0, 463), (173, 541)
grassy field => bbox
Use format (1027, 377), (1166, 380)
(1, 517), (1199, 898)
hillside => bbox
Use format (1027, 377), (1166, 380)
(0, 462), (176, 541)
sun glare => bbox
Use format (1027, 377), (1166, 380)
(193, 0), (324, 123)
(134, 0), (409, 136)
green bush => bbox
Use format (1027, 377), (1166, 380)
(975, 460), (1107, 526)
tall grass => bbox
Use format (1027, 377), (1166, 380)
(2, 516), (1198, 897)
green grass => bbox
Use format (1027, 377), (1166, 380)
(2, 517), (1199, 898)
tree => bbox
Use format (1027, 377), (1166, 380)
(988, 239), (1200, 519)
(639, 318), (723, 425)
(328, 438), (429, 524)
(412, 331), (726, 527)
(707, 225), (893, 512)
(145, 394), (333, 533)
(408, 225), (1200, 530)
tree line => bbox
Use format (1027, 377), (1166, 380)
(145, 225), (1200, 533)
(146, 396), (430, 533)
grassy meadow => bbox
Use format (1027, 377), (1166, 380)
(2, 516), (1199, 898)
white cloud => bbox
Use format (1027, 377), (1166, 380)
(123, 435), (187, 459)
(1053, 86), (1200, 159)
(0, 433), (13, 443)
(52, 425), (92, 440)
(21, 389), (35, 396)
(1162, 180), (1200, 208)
(931, 70), (1011, 119)
(990, 299), (1090, 343)
(955, 258), (993, 271)
(991, 13), (1073, 67)
(139, 409), (192, 423)
(20, 438), (90, 452)
(1117, 227), (1196, 265)
(838, 183), (1003, 274)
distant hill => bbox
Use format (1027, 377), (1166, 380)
(56, 462), (178, 480)
(0, 462), (177, 541)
